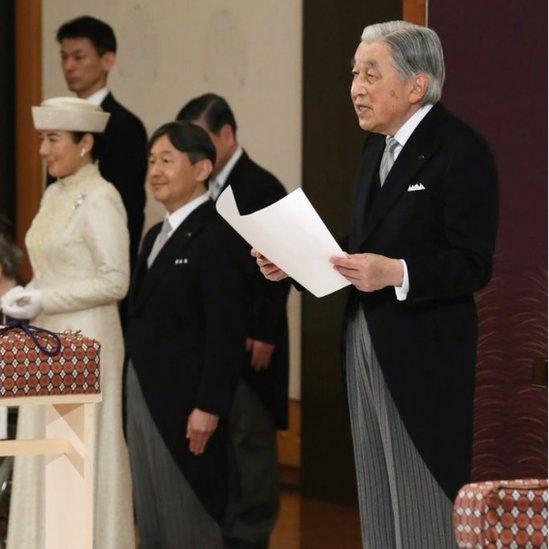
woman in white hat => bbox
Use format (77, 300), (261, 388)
(1, 97), (134, 548)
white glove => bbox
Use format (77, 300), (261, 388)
(1, 286), (25, 310)
(1, 289), (43, 320)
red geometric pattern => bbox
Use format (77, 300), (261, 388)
(454, 479), (548, 548)
(0, 328), (100, 397)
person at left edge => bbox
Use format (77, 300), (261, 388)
(125, 121), (247, 547)
(55, 15), (147, 272)
(0, 227), (23, 441)
(1, 97), (134, 549)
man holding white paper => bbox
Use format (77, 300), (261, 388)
(255, 21), (498, 548)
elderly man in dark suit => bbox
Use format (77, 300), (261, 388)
(56, 15), (147, 270)
(125, 121), (247, 548)
(177, 94), (290, 549)
(255, 21), (498, 548)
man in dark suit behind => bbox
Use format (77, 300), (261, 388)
(255, 21), (498, 548)
(177, 94), (290, 549)
(56, 15), (147, 270)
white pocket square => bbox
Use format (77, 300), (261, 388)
(407, 183), (426, 192)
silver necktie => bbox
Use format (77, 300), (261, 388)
(209, 178), (223, 200)
(379, 136), (400, 186)
(147, 218), (172, 267)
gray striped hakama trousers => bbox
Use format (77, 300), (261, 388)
(346, 310), (457, 549)
(126, 362), (223, 549)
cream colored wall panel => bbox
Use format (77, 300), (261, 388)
(42, 0), (302, 399)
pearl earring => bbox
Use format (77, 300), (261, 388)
(80, 149), (87, 158)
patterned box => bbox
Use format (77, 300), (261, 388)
(454, 479), (548, 548)
(0, 322), (100, 397)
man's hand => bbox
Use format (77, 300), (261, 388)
(186, 408), (219, 455)
(246, 338), (275, 371)
(251, 249), (288, 281)
(331, 253), (403, 292)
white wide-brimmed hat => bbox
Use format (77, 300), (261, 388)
(32, 97), (110, 132)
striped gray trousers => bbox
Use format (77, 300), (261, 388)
(126, 362), (223, 548)
(346, 310), (457, 549)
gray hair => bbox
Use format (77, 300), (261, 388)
(0, 235), (23, 281)
(361, 21), (445, 104)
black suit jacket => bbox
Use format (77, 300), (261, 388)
(125, 200), (247, 523)
(100, 93), (147, 270)
(217, 152), (291, 428)
(346, 103), (498, 500)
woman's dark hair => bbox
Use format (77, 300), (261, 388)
(176, 93), (237, 135)
(0, 234), (23, 282)
(0, 216), (22, 282)
(56, 16), (117, 56)
(0, 215), (13, 240)
(148, 121), (216, 166)
(69, 132), (105, 162)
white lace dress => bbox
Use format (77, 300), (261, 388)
(7, 163), (135, 549)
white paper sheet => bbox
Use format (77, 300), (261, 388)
(216, 186), (350, 298)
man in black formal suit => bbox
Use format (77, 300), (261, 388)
(255, 21), (498, 548)
(177, 94), (290, 549)
(56, 16), (147, 270)
(125, 121), (247, 547)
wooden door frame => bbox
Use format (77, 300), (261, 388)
(403, 0), (427, 25)
(15, 0), (42, 281)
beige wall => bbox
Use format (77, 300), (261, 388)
(42, 0), (302, 399)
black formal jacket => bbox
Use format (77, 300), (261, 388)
(346, 103), (498, 500)
(125, 200), (247, 523)
(216, 151), (291, 429)
(100, 93), (147, 270)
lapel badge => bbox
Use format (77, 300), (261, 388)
(418, 154), (426, 160)
(175, 258), (188, 265)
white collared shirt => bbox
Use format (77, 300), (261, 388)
(388, 103), (433, 301)
(390, 103), (433, 160)
(209, 146), (243, 200)
(164, 192), (210, 238)
(85, 87), (110, 106)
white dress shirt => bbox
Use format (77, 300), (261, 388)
(388, 103), (433, 301)
(209, 146), (243, 200)
(163, 192), (211, 239)
(148, 192), (210, 266)
(85, 87), (110, 106)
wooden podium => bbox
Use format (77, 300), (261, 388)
(0, 393), (101, 549)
